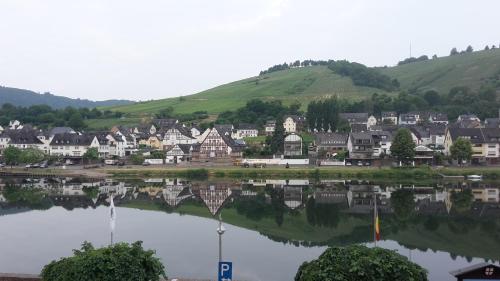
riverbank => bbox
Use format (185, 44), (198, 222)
(3, 165), (500, 180)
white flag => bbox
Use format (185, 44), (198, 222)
(110, 195), (116, 232)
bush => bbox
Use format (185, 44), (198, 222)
(41, 241), (166, 281)
(295, 245), (427, 281)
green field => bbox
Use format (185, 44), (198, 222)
(106, 65), (389, 115)
(84, 117), (143, 130)
(381, 48), (500, 93)
(96, 48), (500, 127)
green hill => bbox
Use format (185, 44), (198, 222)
(107, 48), (500, 117)
(0, 86), (134, 109)
(381, 48), (500, 93)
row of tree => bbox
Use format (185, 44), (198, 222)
(306, 97), (349, 132)
(0, 103), (125, 130)
(312, 83), (498, 121)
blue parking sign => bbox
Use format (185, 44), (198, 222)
(218, 261), (233, 281)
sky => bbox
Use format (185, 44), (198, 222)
(0, 0), (499, 101)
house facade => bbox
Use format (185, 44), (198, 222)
(49, 133), (99, 157)
(444, 128), (500, 164)
(194, 127), (243, 160)
(284, 133), (303, 157)
(314, 133), (348, 158)
(265, 120), (276, 136)
(283, 115), (305, 133)
(347, 132), (374, 160)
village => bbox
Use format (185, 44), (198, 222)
(1, 109), (500, 169)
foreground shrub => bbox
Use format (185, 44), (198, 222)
(295, 245), (427, 281)
(41, 241), (166, 281)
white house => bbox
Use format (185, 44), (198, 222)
(9, 120), (22, 130)
(161, 124), (197, 146)
(265, 120), (276, 136)
(165, 144), (193, 164)
(283, 115), (305, 133)
(0, 130), (46, 154)
(381, 112), (398, 125)
(232, 124), (258, 139)
(49, 133), (99, 157)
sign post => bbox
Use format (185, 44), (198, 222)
(218, 261), (232, 281)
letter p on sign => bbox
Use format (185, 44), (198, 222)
(218, 261), (232, 281)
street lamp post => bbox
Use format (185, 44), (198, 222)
(216, 213), (226, 262)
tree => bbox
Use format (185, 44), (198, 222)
(41, 241), (166, 281)
(432, 54), (438, 59)
(83, 147), (99, 163)
(3, 146), (22, 167)
(19, 148), (45, 164)
(391, 129), (415, 164)
(295, 245), (428, 281)
(270, 115), (285, 154)
(466, 45), (473, 53)
(450, 138), (472, 164)
(68, 112), (85, 130)
(485, 45), (490, 51)
(450, 189), (474, 213)
(423, 90), (441, 105)
(131, 154), (145, 165)
(450, 47), (459, 56)
(391, 189), (416, 221)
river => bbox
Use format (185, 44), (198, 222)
(0, 176), (499, 281)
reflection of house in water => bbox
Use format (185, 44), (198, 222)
(196, 184), (233, 215)
(284, 186), (303, 209)
(347, 184), (391, 213)
(471, 187), (499, 203)
(313, 186), (350, 207)
(162, 186), (193, 207)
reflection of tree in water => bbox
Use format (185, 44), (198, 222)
(2, 184), (53, 210)
(82, 187), (99, 199)
(390, 189), (416, 221)
(423, 216), (440, 232)
(269, 187), (285, 227)
(451, 189), (474, 213)
(306, 197), (341, 228)
(233, 194), (271, 221)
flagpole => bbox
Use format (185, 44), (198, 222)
(373, 192), (377, 247)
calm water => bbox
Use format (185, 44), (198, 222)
(0, 177), (499, 281)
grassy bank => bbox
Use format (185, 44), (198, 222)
(106, 166), (500, 180)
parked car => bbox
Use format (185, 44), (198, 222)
(0, 163), (5, 168)
(357, 162), (363, 166)
(39, 162), (49, 168)
(25, 164), (32, 168)
(142, 161), (151, 166)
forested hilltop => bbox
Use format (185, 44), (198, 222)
(0, 86), (134, 109)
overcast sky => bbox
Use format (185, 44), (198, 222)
(0, 0), (499, 101)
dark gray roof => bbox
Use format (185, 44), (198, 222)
(399, 113), (417, 122)
(370, 131), (393, 142)
(429, 113), (448, 122)
(351, 123), (368, 133)
(449, 128), (500, 143)
(215, 124), (233, 136)
(0, 129), (44, 145)
(50, 133), (95, 146)
(237, 123), (258, 130)
(485, 118), (500, 128)
(153, 119), (177, 129)
(314, 133), (349, 145)
(449, 263), (500, 277)
(49, 127), (76, 136)
(339, 113), (368, 123)
(350, 132), (373, 142)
